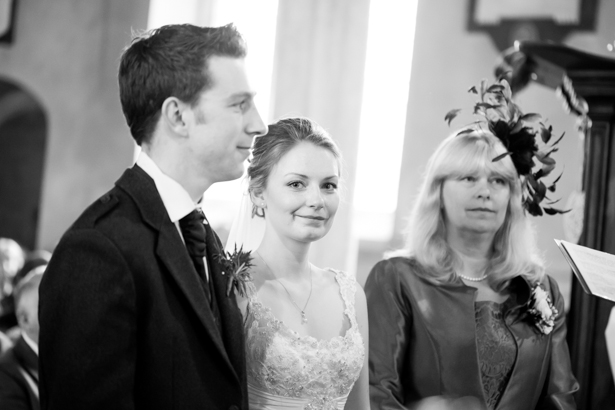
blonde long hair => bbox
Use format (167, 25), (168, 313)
(394, 130), (544, 289)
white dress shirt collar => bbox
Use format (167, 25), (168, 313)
(136, 151), (201, 223)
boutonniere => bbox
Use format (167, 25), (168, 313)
(215, 245), (254, 297)
(527, 284), (559, 335)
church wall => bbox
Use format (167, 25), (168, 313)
(0, 0), (149, 250)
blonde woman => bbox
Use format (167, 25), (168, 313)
(366, 130), (578, 410)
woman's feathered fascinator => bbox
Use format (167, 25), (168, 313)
(445, 79), (568, 217)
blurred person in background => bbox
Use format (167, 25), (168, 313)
(0, 238), (26, 332)
(13, 250), (51, 291)
(1, 250), (52, 342)
(0, 268), (45, 410)
(0, 331), (11, 354)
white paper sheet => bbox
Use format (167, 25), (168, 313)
(554, 239), (615, 302)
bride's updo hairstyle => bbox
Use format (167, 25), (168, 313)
(394, 129), (544, 290)
(247, 117), (341, 218)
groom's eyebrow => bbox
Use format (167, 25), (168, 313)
(227, 91), (256, 101)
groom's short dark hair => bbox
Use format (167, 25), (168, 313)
(118, 23), (246, 146)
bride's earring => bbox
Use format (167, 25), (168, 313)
(252, 202), (266, 218)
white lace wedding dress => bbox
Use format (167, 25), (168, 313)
(243, 269), (364, 410)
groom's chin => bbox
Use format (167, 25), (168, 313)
(218, 166), (247, 183)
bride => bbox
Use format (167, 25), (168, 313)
(227, 117), (369, 410)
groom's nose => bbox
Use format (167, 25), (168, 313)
(245, 105), (267, 138)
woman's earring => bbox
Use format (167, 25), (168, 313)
(252, 202), (266, 218)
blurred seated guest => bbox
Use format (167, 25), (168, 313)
(0, 238), (26, 332)
(4, 253), (50, 343)
(13, 251), (51, 295)
(366, 81), (578, 410)
(0, 269), (44, 410)
(0, 239), (26, 295)
(0, 249), (50, 335)
(0, 331), (12, 354)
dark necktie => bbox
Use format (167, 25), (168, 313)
(179, 209), (221, 329)
(179, 208), (210, 296)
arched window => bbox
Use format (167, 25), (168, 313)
(0, 78), (48, 249)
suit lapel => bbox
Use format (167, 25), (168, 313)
(156, 224), (232, 366)
(205, 225), (245, 383)
(115, 166), (235, 373)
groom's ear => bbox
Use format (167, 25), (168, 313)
(160, 97), (189, 136)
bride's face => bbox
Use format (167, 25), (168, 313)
(260, 142), (340, 244)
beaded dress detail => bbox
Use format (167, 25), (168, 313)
(244, 269), (364, 410)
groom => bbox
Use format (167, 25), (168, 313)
(39, 24), (266, 409)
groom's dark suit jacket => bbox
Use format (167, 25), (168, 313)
(39, 166), (247, 410)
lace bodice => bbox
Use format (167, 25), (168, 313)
(244, 269), (364, 410)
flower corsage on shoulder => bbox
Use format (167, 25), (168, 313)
(527, 284), (559, 335)
(445, 78), (569, 217)
(215, 245), (254, 298)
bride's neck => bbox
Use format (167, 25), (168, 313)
(257, 235), (310, 280)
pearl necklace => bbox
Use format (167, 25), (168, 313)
(256, 251), (313, 325)
(458, 273), (489, 282)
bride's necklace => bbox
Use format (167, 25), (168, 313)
(458, 273), (489, 282)
(256, 251), (313, 325)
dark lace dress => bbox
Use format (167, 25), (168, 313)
(475, 299), (517, 410)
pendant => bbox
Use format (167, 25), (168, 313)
(301, 311), (308, 324)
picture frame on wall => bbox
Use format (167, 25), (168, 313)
(468, 0), (598, 51)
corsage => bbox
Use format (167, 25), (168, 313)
(527, 284), (559, 335)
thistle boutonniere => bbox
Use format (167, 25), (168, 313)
(215, 245), (254, 297)
(527, 284), (559, 335)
